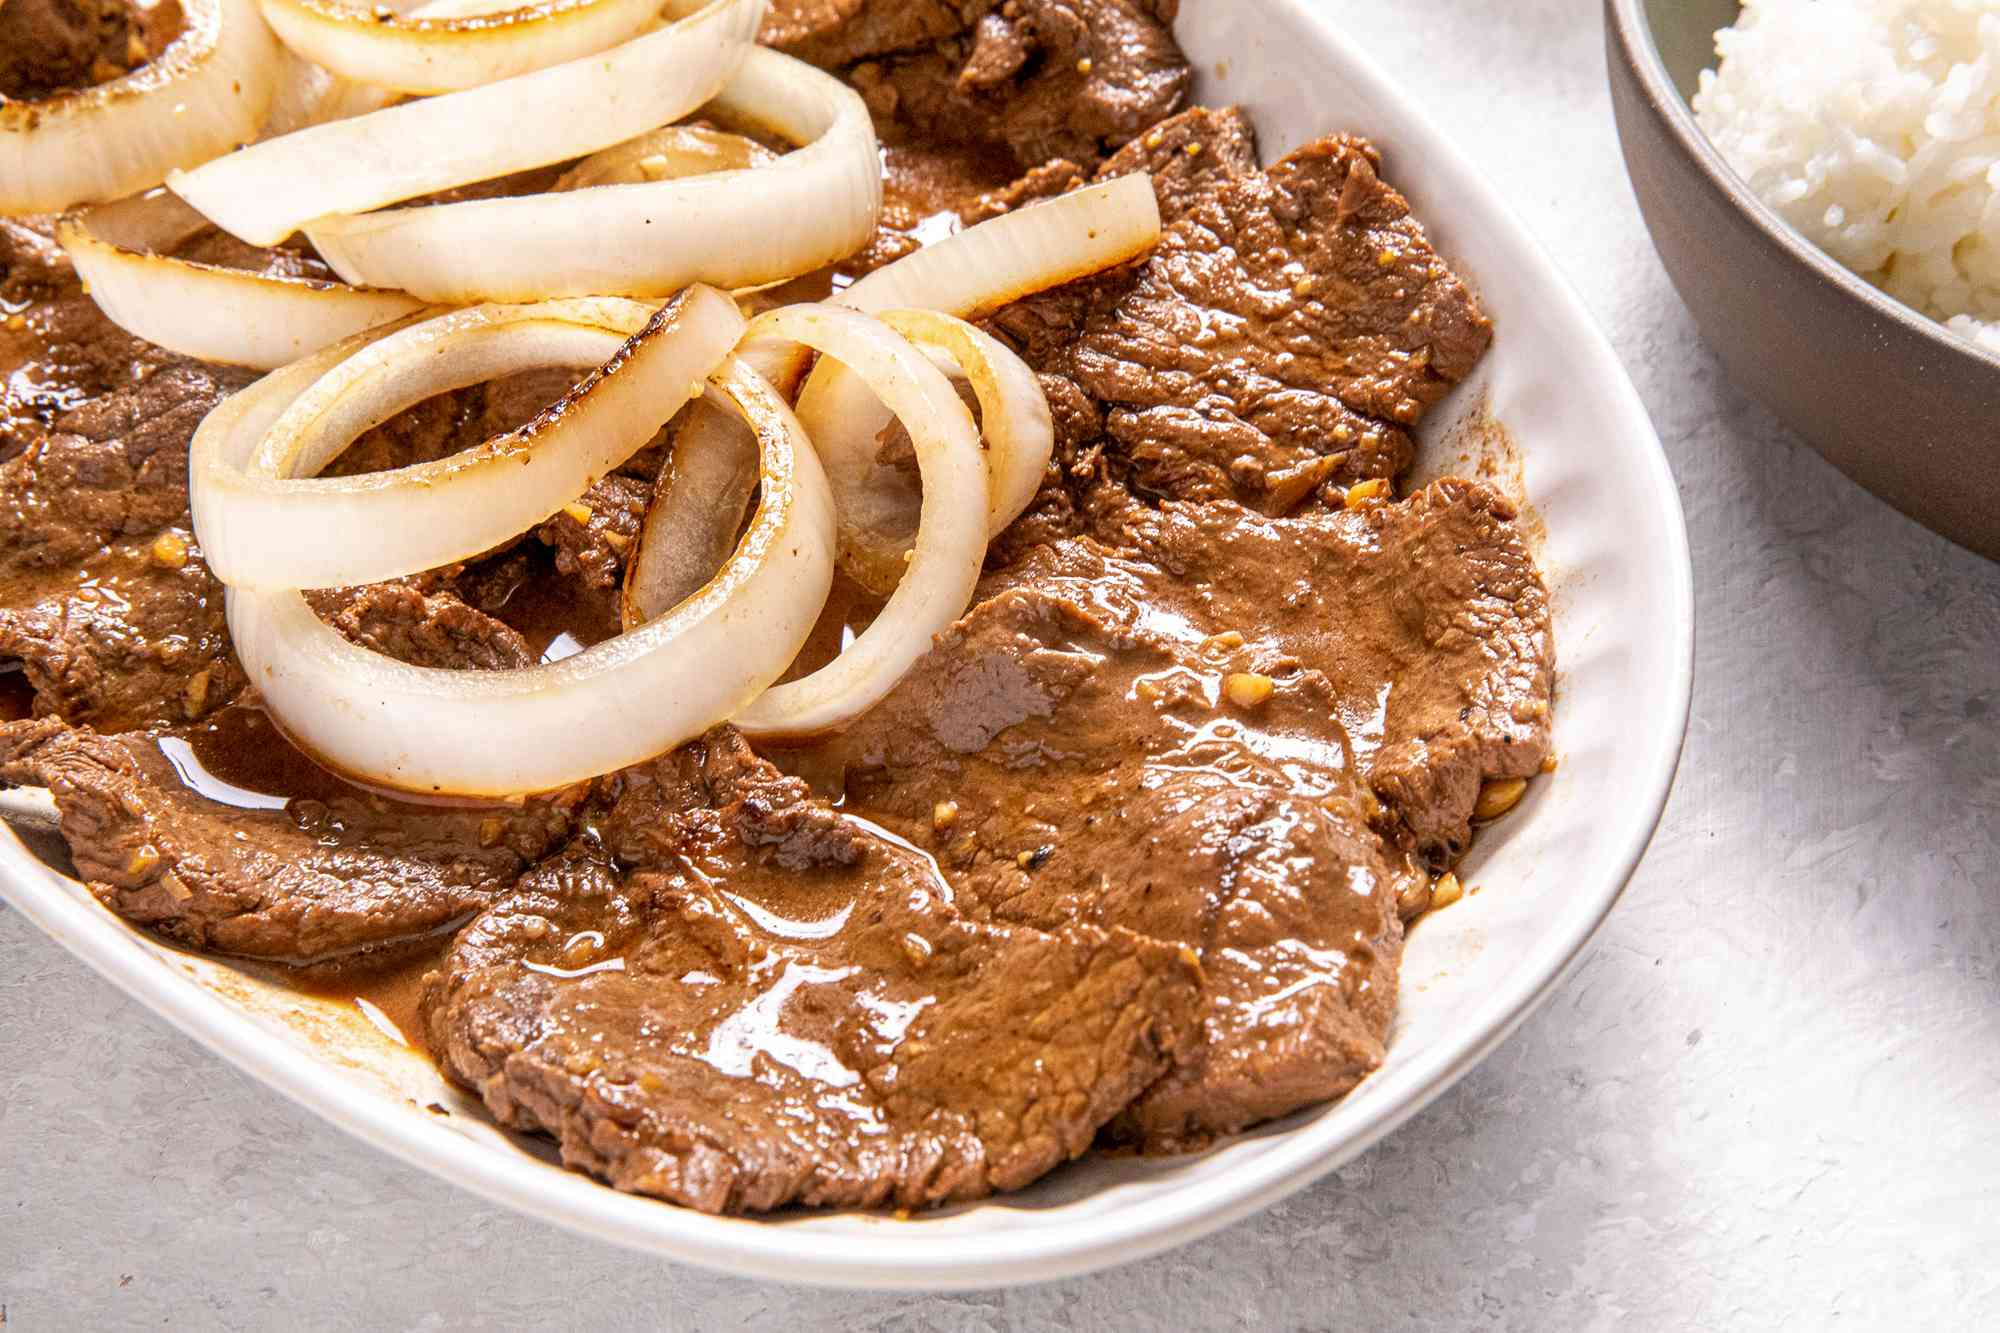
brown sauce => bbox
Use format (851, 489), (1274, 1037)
(782, 572), (886, 683)
(169, 702), (359, 806)
(476, 550), (623, 662)
(283, 935), (451, 1050)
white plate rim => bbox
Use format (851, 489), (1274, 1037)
(0, 0), (1694, 1291)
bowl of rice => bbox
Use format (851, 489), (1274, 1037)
(1608, 0), (2000, 560)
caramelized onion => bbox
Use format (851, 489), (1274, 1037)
(216, 350), (833, 796)
(0, 0), (281, 214)
(305, 46), (880, 302)
(255, 0), (665, 95)
(722, 305), (988, 739)
(797, 308), (1053, 594)
(193, 288), (744, 590)
(58, 192), (422, 369)
(172, 0), (761, 246)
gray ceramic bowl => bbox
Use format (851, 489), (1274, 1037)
(1607, 0), (2000, 561)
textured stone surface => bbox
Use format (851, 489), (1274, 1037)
(3, 1), (1999, 1326)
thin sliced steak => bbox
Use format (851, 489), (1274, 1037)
(425, 729), (1202, 1210)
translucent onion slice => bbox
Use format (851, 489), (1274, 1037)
(306, 46), (881, 303)
(257, 49), (402, 139)
(217, 353), (835, 796)
(193, 287), (744, 590)
(838, 173), (1162, 320)
(621, 397), (759, 630)
(797, 308), (1054, 595)
(0, 0), (281, 214)
(255, 0), (664, 95)
(172, 0), (761, 246)
(778, 174), (1160, 571)
(58, 192), (422, 369)
(721, 305), (988, 740)
(555, 124), (775, 192)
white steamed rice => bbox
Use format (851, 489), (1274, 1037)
(1693, 0), (2000, 353)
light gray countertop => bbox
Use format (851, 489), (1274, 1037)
(4, 1), (1997, 1327)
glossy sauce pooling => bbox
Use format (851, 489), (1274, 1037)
(168, 703), (361, 807)
(285, 938), (449, 1049)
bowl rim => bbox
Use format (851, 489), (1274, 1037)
(0, 0), (1697, 1290)
(1604, 0), (2000, 375)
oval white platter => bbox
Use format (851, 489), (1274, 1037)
(0, 0), (1694, 1291)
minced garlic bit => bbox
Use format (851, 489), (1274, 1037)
(1185, 141), (1204, 157)
(1474, 777), (1529, 821)
(1376, 248), (1398, 268)
(182, 669), (211, 719)
(601, 530), (630, 551)
(932, 800), (959, 831)
(1344, 478), (1389, 508)
(1076, 57), (1094, 74)
(1430, 872), (1464, 910)
(561, 501), (594, 525)
(1223, 671), (1275, 708)
(126, 846), (162, 877)
(150, 531), (190, 569)
(1201, 630), (1246, 654)
(477, 816), (505, 848)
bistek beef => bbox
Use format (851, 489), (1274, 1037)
(424, 729), (1202, 1211)
(787, 533), (1422, 1147)
(0, 711), (581, 961)
(0, 0), (139, 101)
(767, 0), (1188, 170)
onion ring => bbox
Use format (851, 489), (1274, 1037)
(255, 0), (665, 95)
(717, 305), (988, 740)
(554, 124), (776, 192)
(57, 192), (423, 369)
(214, 349), (833, 796)
(257, 49), (403, 139)
(193, 287), (744, 590)
(796, 308), (1053, 595)
(838, 173), (1161, 321)
(621, 397), (760, 629)
(172, 0), (761, 246)
(305, 46), (880, 303)
(0, 0), (281, 214)
(780, 174), (1160, 575)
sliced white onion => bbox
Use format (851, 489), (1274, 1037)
(555, 124), (775, 192)
(255, 0), (664, 95)
(0, 0), (281, 214)
(621, 397), (759, 630)
(838, 173), (1161, 321)
(305, 46), (881, 303)
(778, 175), (1158, 572)
(881, 310), (1054, 536)
(722, 305), (987, 740)
(257, 49), (403, 139)
(193, 288), (745, 590)
(796, 308), (1053, 595)
(172, 0), (761, 246)
(57, 192), (422, 369)
(216, 352), (834, 796)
